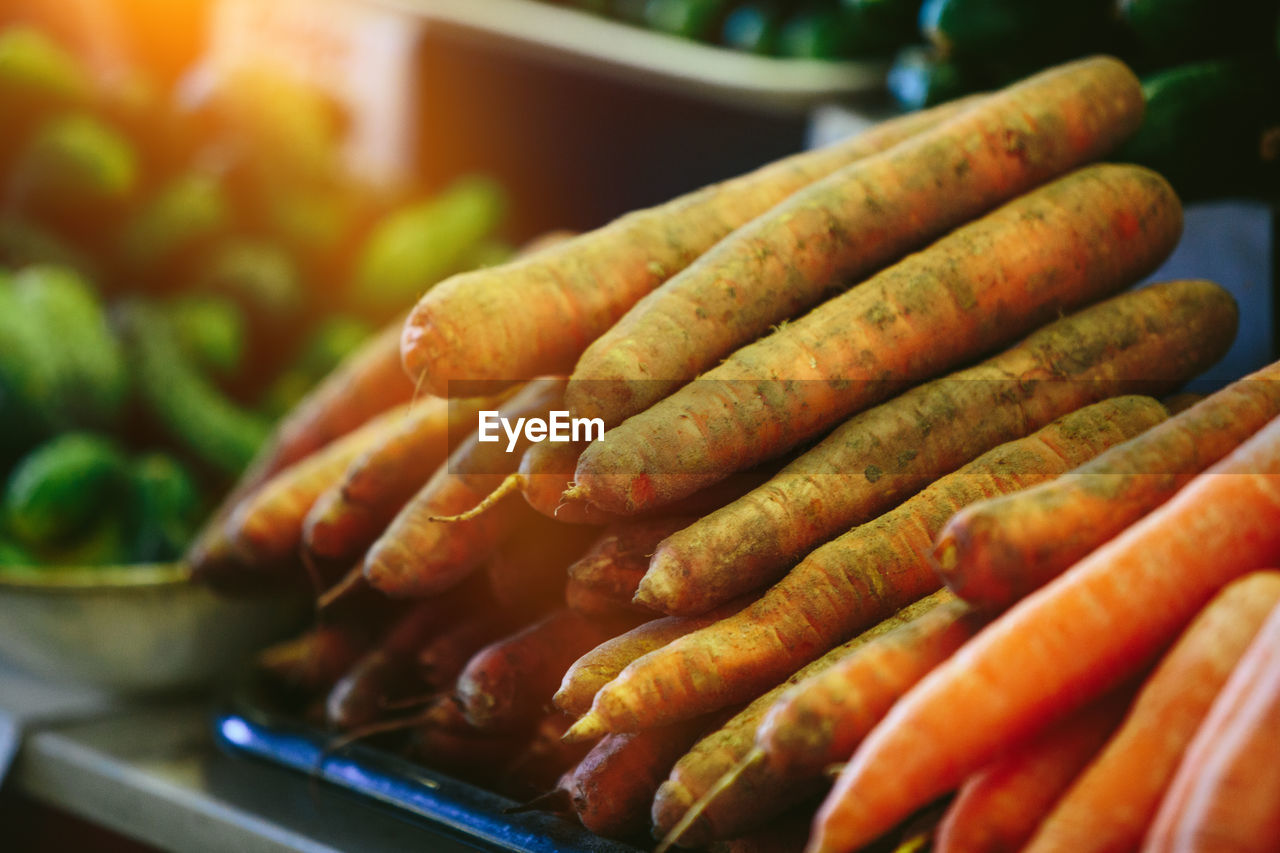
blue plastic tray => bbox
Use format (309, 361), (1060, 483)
(213, 706), (645, 853)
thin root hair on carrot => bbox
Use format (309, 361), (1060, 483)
(425, 474), (522, 523)
(655, 748), (768, 853)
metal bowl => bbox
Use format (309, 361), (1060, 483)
(0, 562), (309, 695)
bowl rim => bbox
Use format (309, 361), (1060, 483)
(0, 561), (192, 591)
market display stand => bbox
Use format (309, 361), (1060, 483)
(0, 666), (475, 853)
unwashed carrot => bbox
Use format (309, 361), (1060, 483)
(255, 623), (377, 693)
(457, 608), (641, 732)
(809, 414), (1280, 853)
(401, 98), (977, 397)
(651, 595), (942, 845)
(936, 359), (1280, 611)
(225, 403), (411, 569)
(1144, 598), (1280, 853)
(572, 517), (695, 608)
(555, 603), (743, 718)
(567, 57), (1146, 428)
(568, 396), (1166, 740)
(416, 610), (510, 690)
(755, 590), (989, 782)
(189, 315), (412, 586)
(566, 580), (654, 621)
(1022, 571), (1280, 853)
(445, 377), (567, 494)
(571, 163), (1182, 516)
(562, 716), (720, 839)
(501, 712), (593, 800)
(641, 279), (1235, 615)
(935, 690), (1133, 853)
(301, 393), (494, 568)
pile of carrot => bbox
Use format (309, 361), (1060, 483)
(188, 54), (1280, 851)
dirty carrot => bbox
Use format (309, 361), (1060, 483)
(651, 596), (940, 846)
(572, 517), (696, 607)
(568, 396), (1166, 740)
(484, 515), (601, 619)
(641, 279), (1234, 615)
(302, 393), (494, 568)
(562, 717), (719, 839)
(808, 414), (1280, 853)
(457, 608), (641, 732)
(401, 98), (977, 398)
(1023, 571), (1280, 853)
(755, 589), (989, 781)
(571, 163), (1182, 516)
(936, 359), (1280, 611)
(555, 603), (742, 718)
(935, 690), (1132, 853)
(1144, 598), (1280, 853)
(568, 57), (1146, 428)
(225, 403), (411, 568)
(255, 623), (376, 693)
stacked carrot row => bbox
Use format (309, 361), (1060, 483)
(192, 54), (1280, 850)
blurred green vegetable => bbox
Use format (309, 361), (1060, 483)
(4, 431), (130, 548)
(0, 26), (89, 119)
(166, 294), (248, 377)
(128, 452), (202, 563)
(721, 2), (789, 54)
(10, 112), (139, 211)
(1117, 0), (1280, 67)
(195, 238), (304, 330)
(350, 175), (505, 312)
(118, 172), (231, 281)
(888, 44), (981, 110)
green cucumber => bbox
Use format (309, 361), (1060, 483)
(165, 295), (247, 377)
(1118, 0), (1279, 67)
(644, 0), (736, 40)
(1114, 57), (1280, 202)
(128, 452), (202, 563)
(10, 112), (139, 212)
(350, 175), (505, 313)
(194, 239), (303, 330)
(118, 172), (231, 282)
(4, 432), (131, 547)
(778, 6), (857, 58)
(11, 264), (128, 429)
(919, 0), (1113, 61)
(122, 300), (269, 476)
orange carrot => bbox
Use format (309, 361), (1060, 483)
(755, 590), (989, 781)
(224, 403), (411, 569)
(1144, 598), (1280, 852)
(935, 690), (1132, 853)
(567, 57), (1146, 428)
(809, 414), (1280, 853)
(301, 393), (494, 568)
(562, 717), (720, 839)
(570, 163), (1182, 516)
(445, 377), (568, 493)
(500, 712), (593, 800)
(255, 623), (377, 693)
(456, 609), (641, 732)
(416, 610), (510, 691)
(401, 99), (977, 397)
(936, 360), (1280, 611)
(555, 603), (743, 718)
(641, 279), (1235, 615)
(651, 595), (941, 845)
(1022, 571), (1280, 853)
(190, 315), (412, 586)
(568, 396), (1166, 740)
(518, 440), (623, 525)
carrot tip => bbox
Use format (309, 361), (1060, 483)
(562, 712), (606, 743)
(561, 483), (586, 503)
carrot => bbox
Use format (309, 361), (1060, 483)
(565, 580), (654, 621)
(484, 515), (601, 618)
(400, 98), (978, 398)
(445, 377), (568, 492)
(255, 623), (377, 693)
(1021, 571), (1280, 853)
(500, 712), (593, 800)
(755, 589), (989, 782)
(808, 414), (1280, 853)
(1144, 598), (1280, 853)
(301, 393), (494, 568)
(935, 690), (1132, 853)
(415, 610), (510, 691)
(567, 57), (1146, 428)
(189, 314), (414, 587)
(361, 458), (535, 599)
(224, 402), (411, 570)
(570, 162), (1182, 516)
(456, 608), (641, 732)
(555, 603), (743, 718)
(651, 596), (941, 846)
(325, 583), (484, 730)
(516, 439), (623, 525)
(562, 716), (722, 839)
(408, 725), (528, 788)
(572, 517), (695, 608)
(936, 360), (1280, 611)
(568, 396), (1167, 740)
(640, 279), (1235, 615)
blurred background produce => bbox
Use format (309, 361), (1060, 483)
(0, 16), (512, 569)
